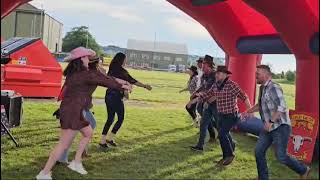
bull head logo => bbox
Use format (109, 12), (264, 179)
(290, 135), (312, 153)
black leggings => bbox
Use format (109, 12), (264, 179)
(102, 93), (124, 135)
(185, 102), (197, 120)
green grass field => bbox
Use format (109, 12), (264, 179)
(1, 64), (318, 179)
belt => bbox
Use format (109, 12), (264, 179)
(218, 112), (239, 118)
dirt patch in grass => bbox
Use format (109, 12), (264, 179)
(24, 98), (184, 109)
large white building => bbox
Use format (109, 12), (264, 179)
(126, 39), (188, 71)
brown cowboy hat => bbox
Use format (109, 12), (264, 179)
(216, 66), (232, 74)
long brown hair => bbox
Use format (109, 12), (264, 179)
(63, 58), (86, 77)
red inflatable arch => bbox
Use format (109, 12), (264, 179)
(1, 0), (319, 120)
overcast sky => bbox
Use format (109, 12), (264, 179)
(30, 0), (296, 73)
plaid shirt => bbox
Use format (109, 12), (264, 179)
(201, 78), (248, 114)
(259, 80), (291, 131)
(187, 75), (198, 94)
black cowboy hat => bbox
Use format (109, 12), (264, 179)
(203, 54), (215, 68)
(216, 66), (232, 74)
(196, 57), (203, 63)
(187, 65), (198, 75)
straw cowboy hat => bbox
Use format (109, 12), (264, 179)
(64, 47), (96, 62)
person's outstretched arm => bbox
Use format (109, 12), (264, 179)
(125, 72), (152, 91)
(134, 81), (152, 91)
(179, 87), (188, 93)
(97, 65), (129, 86)
(87, 71), (131, 91)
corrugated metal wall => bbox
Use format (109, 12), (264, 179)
(1, 12), (16, 39)
(1, 4), (63, 52)
(43, 14), (63, 52)
(15, 12), (42, 38)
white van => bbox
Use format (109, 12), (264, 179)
(168, 64), (176, 72)
(178, 65), (186, 72)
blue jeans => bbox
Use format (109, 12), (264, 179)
(218, 113), (238, 158)
(255, 124), (307, 180)
(196, 103), (218, 148)
(58, 109), (96, 162)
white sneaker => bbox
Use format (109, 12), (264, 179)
(67, 160), (88, 175)
(36, 170), (52, 180)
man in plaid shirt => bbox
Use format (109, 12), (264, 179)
(242, 65), (310, 180)
(198, 66), (252, 166)
(190, 55), (218, 152)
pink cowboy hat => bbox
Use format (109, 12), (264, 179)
(64, 47), (96, 62)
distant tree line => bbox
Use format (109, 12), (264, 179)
(272, 70), (296, 82)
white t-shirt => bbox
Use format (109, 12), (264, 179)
(196, 69), (203, 89)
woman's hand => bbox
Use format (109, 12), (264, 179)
(121, 84), (132, 93)
(144, 84), (152, 91)
(190, 92), (199, 100)
(263, 121), (273, 132)
(124, 90), (130, 99)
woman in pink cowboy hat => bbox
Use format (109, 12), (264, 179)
(36, 47), (131, 180)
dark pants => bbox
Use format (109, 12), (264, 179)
(218, 113), (238, 158)
(196, 103), (218, 148)
(102, 93), (125, 135)
(185, 102), (197, 120)
(255, 124), (307, 180)
(196, 101), (203, 115)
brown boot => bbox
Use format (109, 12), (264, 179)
(222, 155), (235, 166)
(208, 137), (216, 144)
(216, 158), (225, 166)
